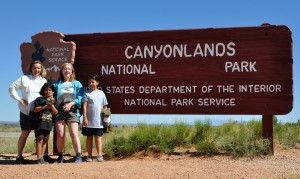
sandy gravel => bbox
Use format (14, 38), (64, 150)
(0, 146), (299, 179)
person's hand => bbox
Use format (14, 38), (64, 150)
(50, 97), (55, 105)
(44, 105), (50, 110)
(63, 102), (73, 112)
(83, 118), (88, 127)
(47, 92), (55, 105)
(19, 99), (28, 106)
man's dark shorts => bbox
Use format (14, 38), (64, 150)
(82, 127), (104, 136)
(20, 111), (36, 131)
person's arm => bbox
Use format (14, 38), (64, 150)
(102, 92), (108, 109)
(8, 77), (22, 102)
(33, 98), (46, 113)
(82, 101), (88, 126)
(73, 81), (84, 109)
(9, 76), (30, 106)
(33, 105), (47, 113)
(49, 97), (58, 115)
(50, 103), (58, 115)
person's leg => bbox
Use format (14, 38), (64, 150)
(68, 121), (82, 163)
(85, 135), (93, 162)
(95, 136), (102, 157)
(35, 130), (43, 159)
(34, 129), (48, 164)
(55, 120), (65, 153)
(17, 112), (33, 158)
(68, 121), (81, 153)
(36, 139), (43, 157)
(17, 130), (30, 157)
(55, 120), (65, 163)
(86, 136), (93, 157)
(41, 140), (47, 158)
(45, 143), (49, 154)
(41, 131), (49, 158)
(43, 132), (55, 163)
(16, 112), (33, 164)
(95, 128), (104, 162)
(82, 127), (93, 162)
(36, 139), (48, 164)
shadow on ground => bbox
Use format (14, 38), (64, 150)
(0, 154), (77, 165)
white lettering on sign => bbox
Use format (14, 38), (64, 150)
(48, 57), (68, 62)
(51, 52), (64, 57)
(124, 98), (167, 106)
(171, 98), (194, 106)
(198, 98), (236, 106)
(100, 83), (283, 107)
(239, 84), (281, 93)
(106, 86), (135, 94)
(139, 86), (197, 94)
(225, 61), (257, 72)
(201, 85), (213, 93)
(125, 42), (235, 59)
(101, 64), (156, 75)
(217, 85), (235, 93)
(46, 47), (70, 63)
(46, 47), (70, 52)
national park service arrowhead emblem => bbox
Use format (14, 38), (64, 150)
(20, 31), (76, 82)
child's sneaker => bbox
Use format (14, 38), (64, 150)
(75, 157), (82, 163)
(37, 157), (49, 164)
(15, 156), (29, 164)
(55, 156), (64, 163)
(86, 156), (93, 162)
(43, 154), (55, 163)
(96, 156), (104, 162)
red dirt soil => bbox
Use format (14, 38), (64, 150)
(0, 145), (299, 178)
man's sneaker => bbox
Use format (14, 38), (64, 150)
(37, 157), (49, 164)
(16, 156), (29, 164)
(75, 157), (82, 163)
(43, 155), (56, 163)
(97, 156), (104, 162)
(86, 156), (93, 162)
(55, 156), (64, 163)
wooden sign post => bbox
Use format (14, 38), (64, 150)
(263, 115), (274, 154)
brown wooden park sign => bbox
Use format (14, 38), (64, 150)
(21, 24), (293, 153)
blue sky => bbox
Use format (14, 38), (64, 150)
(1, 0), (299, 125)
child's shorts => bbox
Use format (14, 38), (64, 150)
(82, 127), (103, 136)
(34, 129), (50, 141)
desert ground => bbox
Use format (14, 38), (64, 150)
(0, 144), (299, 179)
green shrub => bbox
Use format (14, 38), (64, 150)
(191, 120), (212, 144)
(108, 136), (137, 157)
(129, 124), (160, 150)
(2, 119), (300, 158)
(103, 125), (138, 158)
(274, 122), (300, 148)
(218, 121), (271, 157)
(172, 122), (191, 147)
